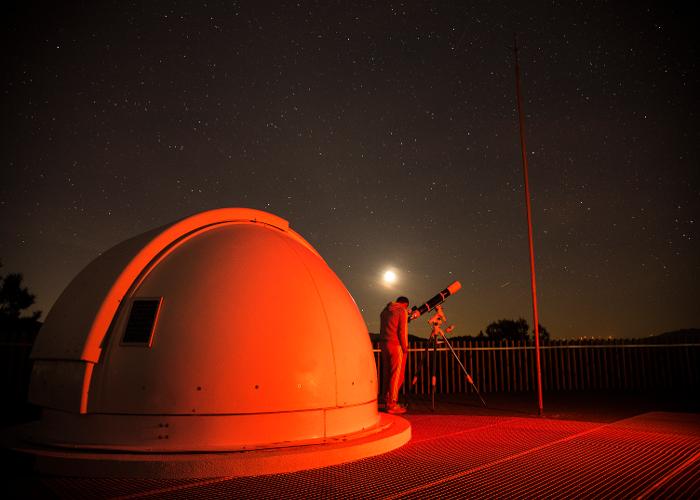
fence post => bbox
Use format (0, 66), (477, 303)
(542, 339), (549, 391)
(504, 340), (511, 393)
(469, 341), (474, 394)
(554, 341), (561, 391)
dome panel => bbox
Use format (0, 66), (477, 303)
(284, 237), (378, 406)
(31, 228), (162, 360)
(90, 223), (338, 414)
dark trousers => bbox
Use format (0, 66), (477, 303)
(380, 342), (405, 406)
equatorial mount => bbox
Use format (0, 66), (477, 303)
(412, 304), (487, 409)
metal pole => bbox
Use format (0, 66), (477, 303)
(513, 35), (544, 415)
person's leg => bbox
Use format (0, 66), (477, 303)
(387, 345), (406, 413)
(398, 347), (407, 394)
(380, 344), (391, 406)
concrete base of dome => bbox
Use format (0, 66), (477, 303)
(5, 413), (411, 478)
(24, 402), (384, 452)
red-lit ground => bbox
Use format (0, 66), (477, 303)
(6, 393), (700, 499)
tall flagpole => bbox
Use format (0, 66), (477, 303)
(514, 35), (544, 415)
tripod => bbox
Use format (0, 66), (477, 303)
(411, 306), (487, 410)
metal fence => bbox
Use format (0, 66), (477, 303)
(2, 340), (699, 413)
(374, 340), (700, 395)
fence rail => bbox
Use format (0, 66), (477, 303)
(374, 340), (700, 395)
(1, 340), (699, 411)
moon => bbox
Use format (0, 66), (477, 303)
(382, 270), (397, 284)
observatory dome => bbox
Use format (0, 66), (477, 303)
(27, 208), (408, 460)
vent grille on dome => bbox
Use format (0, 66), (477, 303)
(122, 298), (162, 346)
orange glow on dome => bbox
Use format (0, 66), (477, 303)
(26, 208), (410, 463)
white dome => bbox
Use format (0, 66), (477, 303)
(28, 208), (384, 452)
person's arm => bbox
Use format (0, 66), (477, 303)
(399, 309), (409, 352)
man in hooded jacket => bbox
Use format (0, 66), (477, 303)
(379, 296), (410, 414)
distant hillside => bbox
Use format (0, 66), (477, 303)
(369, 328), (700, 344)
(651, 328), (699, 342)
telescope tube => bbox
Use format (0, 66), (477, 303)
(408, 281), (461, 322)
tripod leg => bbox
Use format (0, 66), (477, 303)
(411, 340), (431, 388)
(439, 332), (487, 407)
(431, 337), (437, 410)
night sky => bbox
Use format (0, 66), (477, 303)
(2, 2), (698, 339)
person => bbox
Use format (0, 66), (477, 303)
(379, 296), (410, 414)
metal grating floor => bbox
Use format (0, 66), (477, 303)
(38, 412), (699, 499)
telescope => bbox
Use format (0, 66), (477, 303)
(409, 281), (487, 408)
(408, 281), (461, 322)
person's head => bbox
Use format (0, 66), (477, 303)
(396, 296), (409, 308)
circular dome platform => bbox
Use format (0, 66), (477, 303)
(20, 208), (410, 477)
(11, 413), (410, 478)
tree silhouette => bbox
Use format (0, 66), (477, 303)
(484, 318), (551, 342)
(485, 318), (529, 341)
(535, 324), (550, 343)
(0, 261), (42, 341)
